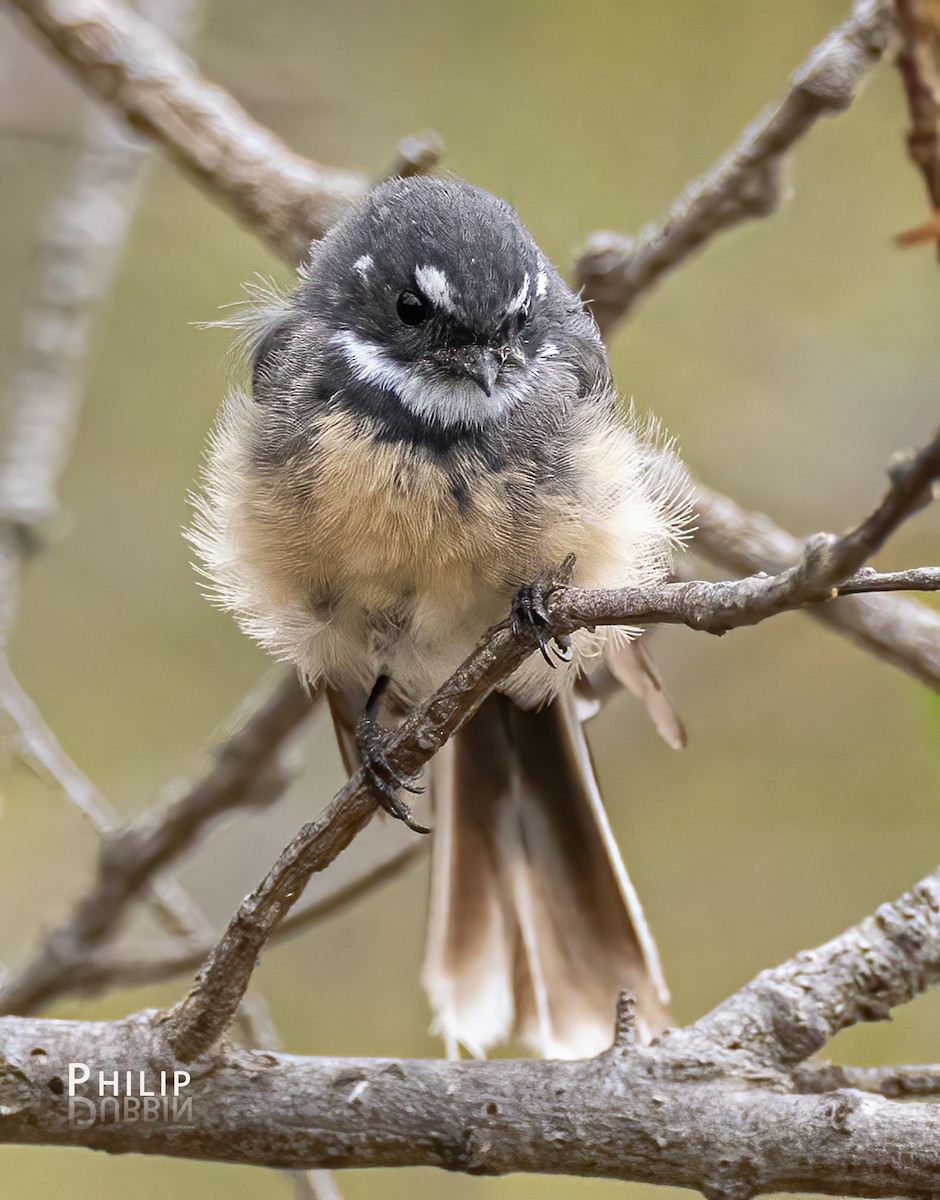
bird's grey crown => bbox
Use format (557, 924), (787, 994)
(309, 176), (542, 335)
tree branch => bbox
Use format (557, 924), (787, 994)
(691, 480), (940, 689)
(794, 1061), (940, 1097)
(893, 0), (940, 250)
(574, 0), (895, 333)
(7, 0), (369, 262)
(4, 862), (940, 1196)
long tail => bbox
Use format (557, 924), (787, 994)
(422, 691), (670, 1059)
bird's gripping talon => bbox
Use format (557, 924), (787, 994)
(510, 555), (576, 667)
(511, 580), (555, 666)
(355, 679), (430, 835)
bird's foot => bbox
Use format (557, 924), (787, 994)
(510, 554), (576, 667)
(355, 682), (429, 836)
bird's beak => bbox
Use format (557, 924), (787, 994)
(455, 347), (500, 397)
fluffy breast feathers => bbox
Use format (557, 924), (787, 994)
(189, 374), (691, 709)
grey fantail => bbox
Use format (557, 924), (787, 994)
(191, 176), (691, 1057)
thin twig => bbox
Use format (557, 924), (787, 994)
(574, 0), (894, 332)
(793, 1060), (940, 1096)
(33, 839), (427, 998)
(830, 428), (940, 572)
(691, 481), (940, 689)
(0, 671), (314, 1016)
(894, 0), (940, 252)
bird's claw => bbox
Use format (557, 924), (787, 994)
(355, 710), (430, 836)
(510, 556), (576, 667)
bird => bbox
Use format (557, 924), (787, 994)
(190, 175), (691, 1059)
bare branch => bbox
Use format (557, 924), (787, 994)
(0, 671), (314, 1016)
(794, 1061), (940, 1097)
(834, 566), (940, 591)
(893, 0), (940, 248)
(692, 481), (940, 689)
(5, 1018), (938, 1195)
(574, 0), (894, 333)
(385, 129), (446, 180)
(673, 866), (940, 1074)
(4, 861), (940, 1194)
(7, 0), (369, 262)
(833, 427), (940, 570)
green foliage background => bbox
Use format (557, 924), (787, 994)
(0, 2), (938, 1197)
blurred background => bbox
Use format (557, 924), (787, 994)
(0, 1), (938, 1197)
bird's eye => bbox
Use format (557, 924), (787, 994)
(397, 290), (428, 326)
(517, 302), (531, 328)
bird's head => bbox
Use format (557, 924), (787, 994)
(304, 176), (571, 429)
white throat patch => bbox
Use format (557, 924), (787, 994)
(330, 329), (534, 429)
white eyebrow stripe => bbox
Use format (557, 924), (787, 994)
(352, 254), (373, 276)
(536, 270), (548, 298)
(414, 265), (456, 313)
(506, 273), (530, 315)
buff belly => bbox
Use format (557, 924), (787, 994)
(192, 392), (685, 710)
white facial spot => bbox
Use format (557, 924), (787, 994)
(536, 270), (548, 298)
(414, 265), (455, 313)
(539, 342), (559, 358)
(506, 273), (530, 316)
(352, 254), (373, 277)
